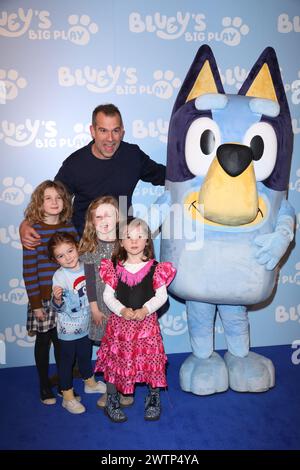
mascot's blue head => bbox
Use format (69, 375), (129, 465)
(166, 45), (293, 194)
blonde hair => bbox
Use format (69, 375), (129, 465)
(24, 180), (72, 224)
(79, 196), (119, 254)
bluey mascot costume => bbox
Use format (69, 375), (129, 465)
(160, 45), (295, 394)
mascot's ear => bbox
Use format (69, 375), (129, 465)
(238, 47), (286, 105)
(171, 44), (224, 116)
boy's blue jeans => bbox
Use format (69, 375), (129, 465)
(59, 335), (92, 390)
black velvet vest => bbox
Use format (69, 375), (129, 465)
(116, 263), (157, 310)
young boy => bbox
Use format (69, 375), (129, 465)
(48, 232), (106, 414)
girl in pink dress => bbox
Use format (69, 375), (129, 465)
(95, 217), (176, 423)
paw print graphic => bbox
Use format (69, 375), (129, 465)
(0, 177), (32, 205)
(72, 123), (91, 148)
(0, 69), (27, 103)
(221, 17), (249, 46)
(67, 14), (98, 45)
(8, 279), (28, 305)
(152, 70), (181, 99)
(0, 225), (22, 249)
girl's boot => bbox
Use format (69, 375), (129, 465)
(105, 392), (127, 423)
(144, 387), (161, 421)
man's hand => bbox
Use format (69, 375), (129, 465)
(132, 307), (148, 321)
(120, 307), (134, 320)
(20, 220), (41, 250)
(34, 308), (46, 321)
(53, 286), (63, 305)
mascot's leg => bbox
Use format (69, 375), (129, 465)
(219, 305), (275, 392)
(179, 301), (228, 395)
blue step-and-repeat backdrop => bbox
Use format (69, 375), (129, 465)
(0, 0), (299, 368)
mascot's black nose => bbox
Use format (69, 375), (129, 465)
(217, 144), (253, 177)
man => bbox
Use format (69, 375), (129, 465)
(20, 104), (166, 247)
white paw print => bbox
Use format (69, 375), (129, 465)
(221, 17), (249, 46)
(0, 225), (22, 249)
(72, 123), (91, 148)
(67, 14), (98, 45)
(0, 177), (32, 205)
(152, 70), (181, 99)
(8, 279), (28, 305)
(0, 69), (27, 102)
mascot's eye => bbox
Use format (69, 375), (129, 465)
(243, 122), (277, 181)
(200, 130), (215, 155)
(185, 117), (221, 176)
(250, 135), (264, 161)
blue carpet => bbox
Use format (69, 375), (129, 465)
(1, 345), (300, 450)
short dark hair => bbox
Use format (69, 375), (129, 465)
(92, 104), (123, 128)
(48, 231), (78, 262)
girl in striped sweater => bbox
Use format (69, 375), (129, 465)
(23, 180), (78, 405)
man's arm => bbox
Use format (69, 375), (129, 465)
(139, 150), (166, 186)
(19, 220), (41, 249)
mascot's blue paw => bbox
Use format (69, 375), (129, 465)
(179, 352), (228, 395)
(224, 351), (275, 392)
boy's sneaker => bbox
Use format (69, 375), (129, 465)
(62, 399), (86, 414)
(144, 389), (161, 421)
(40, 387), (56, 405)
(97, 392), (134, 408)
(84, 380), (106, 394)
(57, 388), (81, 402)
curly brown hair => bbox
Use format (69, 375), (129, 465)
(24, 180), (72, 224)
(79, 195), (119, 254)
(112, 217), (154, 266)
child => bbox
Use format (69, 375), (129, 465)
(95, 217), (176, 423)
(79, 196), (119, 344)
(23, 180), (77, 405)
(79, 196), (134, 409)
(49, 232), (106, 414)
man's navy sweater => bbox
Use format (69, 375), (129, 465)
(55, 140), (165, 235)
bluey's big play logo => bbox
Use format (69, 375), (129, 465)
(0, 8), (98, 45)
(0, 120), (91, 149)
(0, 324), (35, 350)
(160, 310), (188, 337)
(58, 66), (181, 99)
(129, 12), (249, 46)
(0, 279), (28, 305)
(289, 168), (300, 192)
(219, 66), (249, 91)
(278, 14), (300, 33)
(278, 262), (300, 287)
(132, 118), (169, 143)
